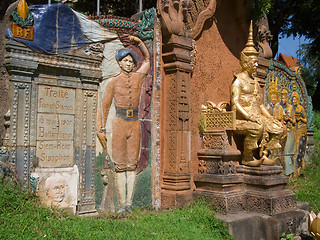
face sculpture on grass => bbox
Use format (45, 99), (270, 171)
(45, 176), (68, 208)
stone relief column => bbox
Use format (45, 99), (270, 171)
(256, 15), (273, 97)
(161, 35), (193, 207)
(157, 0), (216, 208)
(5, 42), (37, 186)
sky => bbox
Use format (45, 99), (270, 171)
(276, 35), (309, 61)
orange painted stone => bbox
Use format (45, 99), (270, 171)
(11, 23), (34, 41)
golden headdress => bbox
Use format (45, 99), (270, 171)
(241, 21), (259, 57)
(268, 73), (279, 97)
(292, 85), (300, 99)
(281, 82), (288, 96)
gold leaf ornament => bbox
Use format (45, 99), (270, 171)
(17, 0), (29, 21)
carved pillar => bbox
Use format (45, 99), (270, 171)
(157, 0), (217, 208)
(161, 35), (193, 207)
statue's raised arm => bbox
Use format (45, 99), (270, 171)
(128, 35), (150, 75)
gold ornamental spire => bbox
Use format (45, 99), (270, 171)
(241, 21), (259, 56)
(17, 0), (29, 21)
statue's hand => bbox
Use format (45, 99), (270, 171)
(249, 115), (262, 125)
(97, 132), (107, 149)
(272, 118), (282, 127)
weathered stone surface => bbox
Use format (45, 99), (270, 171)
(245, 189), (297, 215)
(194, 189), (244, 213)
(160, 34), (193, 208)
(33, 165), (79, 214)
(5, 40), (100, 215)
(216, 208), (309, 240)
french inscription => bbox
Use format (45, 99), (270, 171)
(37, 114), (74, 141)
(36, 86), (75, 167)
(38, 86), (75, 114)
(37, 140), (73, 167)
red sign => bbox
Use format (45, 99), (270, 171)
(11, 23), (34, 41)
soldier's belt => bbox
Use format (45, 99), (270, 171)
(116, 107), (139, 121)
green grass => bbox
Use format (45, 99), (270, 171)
(0, 182), (232, 240)
(2, 113), (320, 240)
(288, 110), (320, 213)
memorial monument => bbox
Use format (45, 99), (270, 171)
(0, 0), (315, 238)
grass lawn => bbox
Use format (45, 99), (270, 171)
(1, 112), (320, 240)
(0, 182), (232, 240)
(288, 111), (320, 213)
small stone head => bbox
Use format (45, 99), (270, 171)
(45, 176), (67, 206)
(292, 91), (300, 106)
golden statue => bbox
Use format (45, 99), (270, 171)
(281, 86), (296, 175)
(292, 85), (307, 176)
(231, 21), (283, 166)
(266, 74), (284, 122)
(309, 211), (320, 240)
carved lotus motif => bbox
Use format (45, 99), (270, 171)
(309, 211), (320, 240)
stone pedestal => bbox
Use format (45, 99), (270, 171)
(217, 204), (309, 240)
(305, 129), (315, 164)
(237, 165), (297, 215)
(193, 129), (243, 213)
(193, 173), (244, 213)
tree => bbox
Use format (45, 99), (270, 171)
(298, 44), (320, 109)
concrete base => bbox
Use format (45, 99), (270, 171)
(216, 206), (309, 240)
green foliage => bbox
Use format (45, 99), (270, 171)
(0, 181), (232, 240)
(313, 110), (320, 141)
(288, 111), (320, 213)
(297, 44), (320, 96)
(252, 0), (272, 21)
(280, 232), (294, 240)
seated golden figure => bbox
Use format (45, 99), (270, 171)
(231, 22), (283, 166)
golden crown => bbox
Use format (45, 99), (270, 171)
(241, 21), (259, 57)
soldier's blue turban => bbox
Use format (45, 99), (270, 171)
(116, 48), (138, 66)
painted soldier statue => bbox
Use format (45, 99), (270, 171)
(97, 36), (150, 213)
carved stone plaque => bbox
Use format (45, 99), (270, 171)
(36, 86), (75, 167)
(37, 113), (74, 141)
(38, 85), (75, 114)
